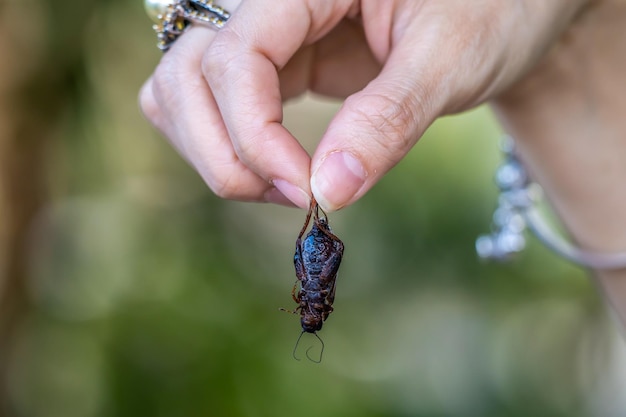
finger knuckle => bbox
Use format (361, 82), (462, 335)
(346, 88), (426, 154)
(138, 83), (162, 126)
(209, 173), (239, 199)
(151, 55), (190, 107)
(150, 68), (168, 100)
(233, 133), (264, 166)
(201, 30), (241, 79)
(203, 160), (252, 200)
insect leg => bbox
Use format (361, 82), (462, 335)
(318, 250), (343, 286)
(279, 305), (301, 314)
(291, 281), (302, 303)
(313, 201), (321, 222)
(294, 238), (306, 282)
(316, 223), (344, 251)
(298, 199), (315, 239)
(327, 279), (337, 305)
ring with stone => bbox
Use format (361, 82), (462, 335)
(144, 0), (230, 51)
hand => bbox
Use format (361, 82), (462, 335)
(490, 1), (626, 322)
(140, 0), (588, 211)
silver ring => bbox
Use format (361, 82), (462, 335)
(145, 0), (231, 51)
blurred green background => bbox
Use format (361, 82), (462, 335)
(1, 1), (625, 416)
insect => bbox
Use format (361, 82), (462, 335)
(284, 198), (344, 362)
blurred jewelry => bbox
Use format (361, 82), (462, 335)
(476, 136), (626, 270)
(145, 0), (230, 51)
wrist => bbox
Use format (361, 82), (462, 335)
(489, 1), (626, 325)
(491, 1), (626, 254)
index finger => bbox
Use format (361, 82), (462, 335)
(202, 0), (355, 203)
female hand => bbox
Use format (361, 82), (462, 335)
(140, 0), (588, 211)
(489, 0), (626, 322)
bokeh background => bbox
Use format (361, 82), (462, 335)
(2, 1), (626, 416)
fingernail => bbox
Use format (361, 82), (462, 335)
(311, 151), (366, 212)
(272, 179), (310, 209)
(263, 187), (297, 207)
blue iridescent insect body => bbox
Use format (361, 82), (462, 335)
(286, 200), (344, 361)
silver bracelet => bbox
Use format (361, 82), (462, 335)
(476, 136), (626, 270)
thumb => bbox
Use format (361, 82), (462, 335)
(310, 48), (448, 212)
(309, 0), (586, 212)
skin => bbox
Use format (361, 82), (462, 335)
(492, 0), (626, 325)
(140, 0), (588, 211)
(141, 1), (626, 321)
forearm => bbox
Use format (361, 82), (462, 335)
(491, 1), (626, 323)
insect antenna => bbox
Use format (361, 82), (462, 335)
(292, 330), (306, 361)
(305, 332), (325, 363)
(292, 331), (325, 363)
